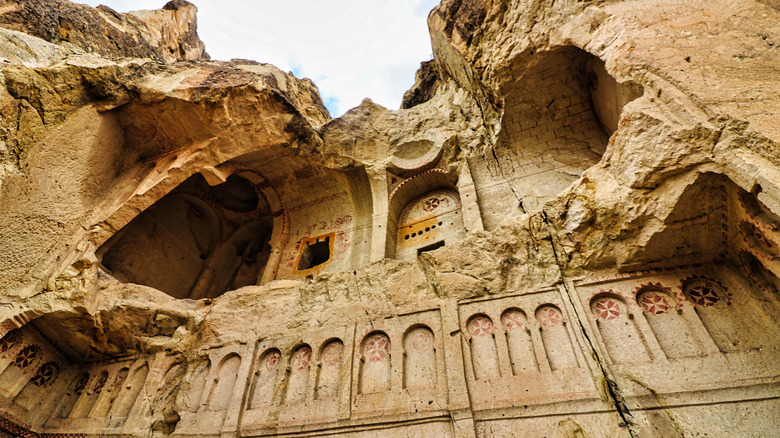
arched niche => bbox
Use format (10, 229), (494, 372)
(99, 172), (274, 299)
(285, 345), (312, 404)
(0, 330), (23, 373)
(12, 362), (59, 411)
(635, 286), (704, 359)
(358, 332), (391, 395)
(387, 170), (464, 260)
(681, 276), (772, 353)
(183, 359), (210, 413)
(0, 344), (42, 398)
(314, 340), (343, 400)
(91, 367), (128, 417)
(206, 354), (241, 412)
(68, 370), (108, 418)
(470, 47), (643, 227)
(109, 362), (149, 421)
(248, 349), (280, 409)
(465, 314), (500, 379)
(500, 308), (537, 374)
(591, 294), (651, 364)
(57, 372), (91, 419)
(535, 305), (578, 371)
(402, 326), (437, 390)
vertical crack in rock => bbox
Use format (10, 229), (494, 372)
(542, 209), (639, 438)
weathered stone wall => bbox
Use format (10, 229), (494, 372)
(0, 0), (778, 437)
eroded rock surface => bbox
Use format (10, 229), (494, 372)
(0, 0), (778, 437)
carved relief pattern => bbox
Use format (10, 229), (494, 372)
(468, 316), (493, 337)
(0, 330), (21, 354)
(365, 335), (390, 362)
(685, 282), (720, 307)
(13, 346), (40, 370)
(321, 342), (343, 367)
(30, 362), (59, 387)
(292, 347), (312, 371)
(639, 292), (672, 314)
(537, 307), (563, 327)
(593, 299), (622, 320)
(501, 310), (525, 330)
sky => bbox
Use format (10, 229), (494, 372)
(78, 0), (438, 117)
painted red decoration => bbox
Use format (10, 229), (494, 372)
(593, 299), (622, 320)
(320, 342), (343, 367)
(409, 330), (433, 351)
(292, 347), (312, 371)
(13, 346), (39, 370)
(264, 351), (281, 371)
(31, 362), (58, 387)
(639, 292), (672, 314)
(501, 310), (525, 330)
(112, 373), (126, 390)
(468, 316), (493, 337)
(93, 373), (109, 394)
(364, 334), (390, 362)
(685, 282), (720, 307)
(0, 330), (21, 354)
(423, 197), (441, 212)
(74, 374), (90, 395)
(538, 307), (563, 327)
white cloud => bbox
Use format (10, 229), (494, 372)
(76, 0), (438, 116)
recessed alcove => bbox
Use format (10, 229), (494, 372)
(468, 47), (644, 229)
(620, 173), (780, 276)
(98, 173), (274, 300)
(386, 171), (465, 260)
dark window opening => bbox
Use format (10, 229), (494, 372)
(417, 241), (445, 256)
(298, 237), (331, 270)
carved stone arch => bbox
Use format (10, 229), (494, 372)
(392, 174), (466, 260)
(0, 343), (42, 399)
(0, 310), (42, 339)
(314, 339), (343, 400)
(635, 284), (704, 359)
(232, 169), (288, 285)
(0, 329), (23, 357)
(91, 366), (129, 418)
(98, 190), (222, 299)
(466, 314), (500, 379)
(57, 371), (91, 419)
(109, 361), (149, 421)
(206, 353), (241, 412)
(182, 358), (210, 413)
(152, 362), (185, 418)
(285, 344), (312, 404)
(591, 293), (651, 364)
(358, 332), (391, 394)
(501, 308), (537, 374)
(681, 276), (770, 352)
(248, 349), (280, 410)
(535, 305), (578, 371)
(12, 361), (59, 410)
(402, 325), (437, 390)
